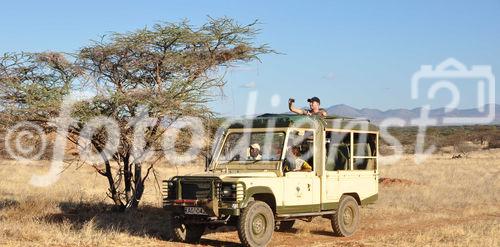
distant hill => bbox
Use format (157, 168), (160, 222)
(325, 104), (500, 126)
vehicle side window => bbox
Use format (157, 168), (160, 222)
(284, 130), (314, 171)
(353, 133), (377, 170)
(325, 131), (350, 171)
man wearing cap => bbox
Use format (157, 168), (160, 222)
(289, 96), (328, 117)
(248, 143), (262, 160)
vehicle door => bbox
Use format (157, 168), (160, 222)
(282, 129), (317, 213)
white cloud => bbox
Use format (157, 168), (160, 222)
(322, 72), (336, 81)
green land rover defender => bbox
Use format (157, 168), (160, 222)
(163, 114), (379, 247)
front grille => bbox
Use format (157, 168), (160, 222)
(162, 180), (168, 200)
(162, 180), (177, 203)
(181, 181), (212, 200)
(236, 183), (244, 201)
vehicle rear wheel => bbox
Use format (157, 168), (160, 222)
(277, 220), (295, 231)
(238, 201), (275, 247)
(331, 195), (360, 237)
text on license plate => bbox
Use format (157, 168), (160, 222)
(184, 207), (206, 215)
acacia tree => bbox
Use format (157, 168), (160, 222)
(0, 17), (271, 210)
(0, 52), (77, 127)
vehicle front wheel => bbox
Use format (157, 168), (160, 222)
(183, 224), (205, 243)
(331, 195), (360, 237)
(238, 201), (275, 247)
(166, 213), (205, 243)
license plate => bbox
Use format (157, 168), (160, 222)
(184, 207), (207, 215)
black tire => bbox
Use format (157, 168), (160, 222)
(184, 224), (205, 243)
(165, 213), (183, 241)
(238, 201), (275, 247)
(277, 220), (295, 231)
(166, 213), (205, 243)
(331, 195), (360, 237)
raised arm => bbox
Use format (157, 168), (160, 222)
(319, 108), (328, 117)
(288, 98), (305, 115)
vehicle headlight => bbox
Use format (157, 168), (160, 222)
(164, 179), (177, 199)
(221, 184), (237, 200)
(222, 187), (233, 197)
(220, 183), (244, 202)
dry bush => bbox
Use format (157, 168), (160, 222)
(487, 139), (500, 149)
(454, 141), (482, 155)
(378, 145), (395, 156)
(383, 125), (500, 154)
(439, 145), (455, 154)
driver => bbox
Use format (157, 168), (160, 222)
(248, 143), (262, 160)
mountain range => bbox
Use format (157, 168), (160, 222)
(325, 104), (500, 126)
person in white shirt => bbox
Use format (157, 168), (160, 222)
(248, 143), (262, 160)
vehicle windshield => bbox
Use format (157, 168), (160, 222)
(218, 132), (286, 162)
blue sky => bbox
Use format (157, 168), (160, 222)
(1, 0), (499, 116)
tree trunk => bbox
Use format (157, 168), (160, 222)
(96, 145), (125, 211)
(104, 159), (125, 211)
(123, 154), (132, 202)
(129, 162), (144, 209)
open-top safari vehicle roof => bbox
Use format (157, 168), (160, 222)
(226, 114), (379, 131)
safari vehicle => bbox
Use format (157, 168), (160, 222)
(163, 114), (379, 247)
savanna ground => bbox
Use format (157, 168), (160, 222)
(0, 149), (499, 247)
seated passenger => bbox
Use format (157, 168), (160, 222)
(248, 143), (262, 160)
(285, 146), (312, 172)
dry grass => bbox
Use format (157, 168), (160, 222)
(0, 149), (499, 246)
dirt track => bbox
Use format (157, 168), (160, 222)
(198, 192), (499, 247)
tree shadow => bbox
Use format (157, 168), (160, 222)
(44, 201), (171, 240)
(43, 201), (243, 246)
(199, 238), (241, 246)
(0, 199), (19, 210)
(276, 228), (299, 234)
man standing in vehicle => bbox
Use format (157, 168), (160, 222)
(289, 96), (328, 117)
